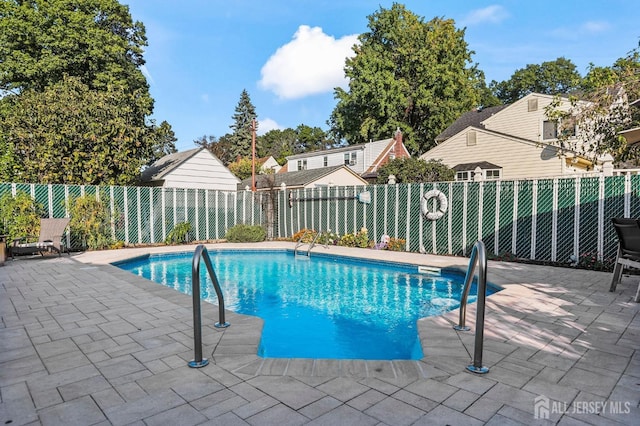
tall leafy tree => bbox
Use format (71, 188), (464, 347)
(0, 0), (160, 184)
(490, 57), (582, 104)
(1, 76), (152, 185)
(330, 3), (483, 154)
(147, 120), (177, 166)
(228, 89), (257, 160)
(0, 0), (148, 94)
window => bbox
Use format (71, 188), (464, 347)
(323, 156), (328, 167)
(543, 120), (557, 140)
(467, 131), (477, 146)
(456, 171), (470, 181)
(350, 152), (357, 165)
(344, 153), (350, 165)
(297, 159), (307, 170)
(485, 169), (501, 180)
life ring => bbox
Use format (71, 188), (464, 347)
(421, 189), (448, 221)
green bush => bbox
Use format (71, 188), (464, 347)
(338, 227), (370, 248)
(225, 224), (266, 242)
(0, 191), (42, 242)
(68, 195), (113, 250)
(165, 222), (192, 244)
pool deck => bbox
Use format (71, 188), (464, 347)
(1, 242), (638, 425)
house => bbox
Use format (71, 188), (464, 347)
(282, 129), (410, 182)
(237, 165), (368, 191)
(140, 147), (240, 191)
(257, 156), (282, 174)
(420, 93), (611, 181)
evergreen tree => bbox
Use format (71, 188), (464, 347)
(228, 89), (257, 160)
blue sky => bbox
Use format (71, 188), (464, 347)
(124, 1), (639, 152)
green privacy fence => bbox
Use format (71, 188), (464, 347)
(280, 174), (640, 265)
(0, 183), (268, 246)
(2, 174), (639, 263)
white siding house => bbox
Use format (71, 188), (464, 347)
(422, 93), (608, 181)
(283, 130), (410, 181)
(141, 148), (239, 191)
(238, 165), (368, 191)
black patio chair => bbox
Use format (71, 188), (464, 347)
(610, 217), (640, 302)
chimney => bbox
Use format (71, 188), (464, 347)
(393, 127), (404, 159)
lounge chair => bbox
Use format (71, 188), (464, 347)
(9, 218), (70, 258)
(610, 217), (640, 302)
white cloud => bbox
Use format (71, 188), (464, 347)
(550, 20), (611, 40)
(460, 5), (509, 26)
(257, 118), (282, 136)
(581, 21), (609, 34)
(259, 25), (359, 99)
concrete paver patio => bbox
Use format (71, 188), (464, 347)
(1, 242), (638, 425)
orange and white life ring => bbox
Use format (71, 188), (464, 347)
(421, 189), (448, 221)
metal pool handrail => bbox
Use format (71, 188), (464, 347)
(453, 240), (490, 374)
(189, 244), (230, 368)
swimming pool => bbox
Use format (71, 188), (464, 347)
(115, 250), (495, 360)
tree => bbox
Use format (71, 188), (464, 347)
(227, 157), (253, 180)
(257, 128), (297, 164)
(490, 57), (582, 104)
(0, 0), (148, 95)
(376, 157), (454, 184)
(0, 0), (163, 185)
(194, 134), (234, 165)
(0, 76), (152, 185)
(330, 3), (483, 154)
(147, 120), (177, 165)
(546, 46), (640, 164)
(295, 124), (331, 153)
(227, 89), (257, 160)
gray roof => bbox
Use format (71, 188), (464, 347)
(140, 148), (202, 182)
(435, 105), (508, 143)
(237, 165), (361, 190)
(452, 161), (502, 171)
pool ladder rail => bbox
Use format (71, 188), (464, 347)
(294, 230), (324, 256)
(454, 240), (490, 374)
(189, 244), (230, 369)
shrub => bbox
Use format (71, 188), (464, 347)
(0, 191), (43, 242)
(317, 230), (339, 245)
(165, 222), (192, 244)
(291, 228), (316, 243)
(338, 228), (370, 248)
(386, 237), (406, 251)
(577, 252), (615, 272)
(225, 224), (266, 242)
(68, 195), (113, 250)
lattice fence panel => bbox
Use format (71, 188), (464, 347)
(555, 178), (577, 263)
(534, 179), (554, 261)
(603, 176), (627, 262)
(493, 180), (517, 255)
(578, 177), (601, 261)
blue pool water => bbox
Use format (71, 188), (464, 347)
(115, 250), (495, 360)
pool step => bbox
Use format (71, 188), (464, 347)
(418, 265), (441, 275)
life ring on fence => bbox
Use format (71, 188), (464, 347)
(421, 189), (448, 221)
